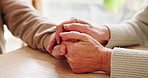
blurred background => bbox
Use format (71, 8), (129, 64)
(4, 0), (144, 53)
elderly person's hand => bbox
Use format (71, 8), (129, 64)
(47, 17), (91, 52)
(54, 31), (112, 73)
(47, 18), (110, 58)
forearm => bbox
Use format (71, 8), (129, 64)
(104, 1), (148, 48)
(105, 20), (148, 48)
(2, 0), (56, 52)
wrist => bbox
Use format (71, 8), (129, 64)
(45, 32), (56, 52)
(100, 48), (112, 73)
(99, 25), (110, 41)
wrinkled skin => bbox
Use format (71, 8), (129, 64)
(47, 18), (110, 58)
(52, 31), (112, 73)
(46, 18), (112, 73)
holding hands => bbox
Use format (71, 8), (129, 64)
(46, 18), (112, 73)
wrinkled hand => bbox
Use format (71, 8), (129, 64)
(47, 17), (90, 52)
(47, 18), (110, 58)
(57, 31), (112, 73)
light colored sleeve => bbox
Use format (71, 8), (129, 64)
(105, 1), (148, 48)
(111, 48), (148, 78)
(2, 0), (56, 52)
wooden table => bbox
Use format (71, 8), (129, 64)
(0, 47), (109, 78)
(0, 46), (148, 78)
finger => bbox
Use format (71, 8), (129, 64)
(60, 44), (67, 56)
(63, 23), (91, 34)
(46, 36), (57, 52)
(55, 25), (62, 44)
(61, 17), (89, 25)
(52, 44), (66, 58)
(64, 23), (106, 44)
(61, 41), (75, 58)
(55, 18), (78, 44)
(60, 31), (90, 41)
(55, 17), (90, 44)
(70, 17), (90, 25)
(60, 31), (102, 46)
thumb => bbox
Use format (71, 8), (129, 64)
(59, 44), (67, 56)
(52, 44), (67, 58)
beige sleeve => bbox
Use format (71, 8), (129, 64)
(2, 0), (56, 52)
(105, 1), (148, 48)
(111, 48), (148, 78)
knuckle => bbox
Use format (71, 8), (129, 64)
(87, 24), (93, 28)
(82, 25), (89, 30)
(73, 24), (81, 29)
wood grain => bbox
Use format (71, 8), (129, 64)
(0, 47), (109, 78)
(0, 45), (147, 78)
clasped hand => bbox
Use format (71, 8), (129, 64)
(47, 18), (112, 73)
